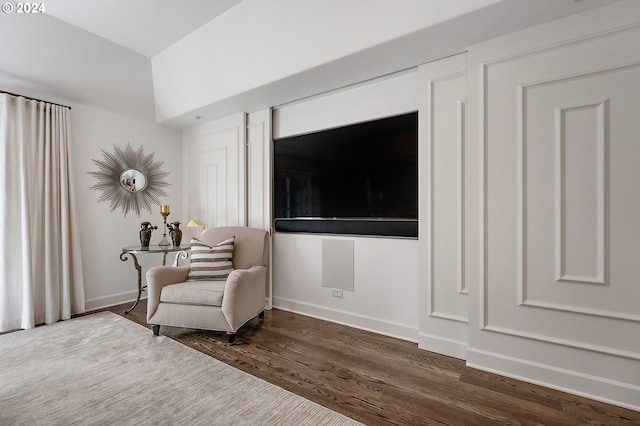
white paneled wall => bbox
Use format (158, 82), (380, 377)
(182, 113), (246, 230)
(246, 109), (272, 232)
(247, 108), (273, 309)
(466, 1), (640, 410)
(418, 53), (469, 360)
(178, 1), (640, 409)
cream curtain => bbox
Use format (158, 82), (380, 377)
(0, 93), (85, 332)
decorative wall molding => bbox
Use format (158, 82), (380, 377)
(516, 83), (609, 302)
(467, 2), (640, 411)
(478, 63), (489, 329)
(474, 11), (640, 362)
(200, 148), (226, 227)
(519, 62), (640, 93)
(429, 311), (468, 324)
(478, 42), (640, 331)
(184, 113), (247, 228)
(247, 109), (273, 310)
(457, 99), (468, 296)
(517, 300), (640, 323)
(473, 23), (640, 70)
(247, 120), (268, 230)
(554, 99), (608, 286)
(424, 70), (468, 323)
(512, 73), (637, 323)
(418, 54), (469, 360)
(482, 325), (640, 361)
(480, 59), (640, 325)
(516, 84), (610, 309)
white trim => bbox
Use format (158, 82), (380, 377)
(85, 291), (145, 312)
(418, 332), (467, 360)
(273, 296), (417, 344)
(457, 99), (468, 295)
(478, 62), (488, 329)
(467, 347), (640, 412)
(553, 99), (608, 286)
(429, 312), (467, 324)
(482, 325), (640, 361)
(420, 59), (470, 322)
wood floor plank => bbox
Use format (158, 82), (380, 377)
(460, 368), (564, 410)
(85, 301), (640, 426)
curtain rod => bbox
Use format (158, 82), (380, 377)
(0, 90), (71, 110)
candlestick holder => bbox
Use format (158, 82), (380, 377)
(159, 211), (171, 246)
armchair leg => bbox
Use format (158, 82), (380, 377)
(258, 311), (265, 320)
(152, 325), (160, 336)
(226, 332), (236, 345)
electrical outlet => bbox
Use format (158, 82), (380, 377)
(331, 289), (343, 298)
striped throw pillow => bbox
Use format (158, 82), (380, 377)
(186, 236), (235, 281)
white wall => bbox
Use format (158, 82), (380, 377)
(0, 6), (183, 313)
(465, 0), (640, 410)
(273, 69), (418, 138)
(274, 234), (419, 340)
(69, 102), (182, 310)
(272, 71), (420, 341)
(152, 0), (501, 125)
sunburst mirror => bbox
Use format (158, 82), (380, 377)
(88, 143), (170, 217)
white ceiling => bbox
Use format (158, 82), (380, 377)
(0, 0), (619, 126)
(45, 0), (243, 57)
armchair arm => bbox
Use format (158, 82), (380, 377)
(221, 265), (267, 331)
(146, 265), (190, 321)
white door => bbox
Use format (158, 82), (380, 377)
(247, 108), (272, 231)
(418, 53), (469, 359)
(467, 1), (640, 409)
(247, 108), (273, 309)
(183, 113), (246, 232)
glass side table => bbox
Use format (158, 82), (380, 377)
(120, 245), (190, 314)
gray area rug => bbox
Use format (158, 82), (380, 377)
(0, 312), (362, 425)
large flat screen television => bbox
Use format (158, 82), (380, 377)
(273, 111), (418, 238)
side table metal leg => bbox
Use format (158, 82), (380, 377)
(120, 252), (142, 314)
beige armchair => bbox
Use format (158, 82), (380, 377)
(146, 226), (269, 344)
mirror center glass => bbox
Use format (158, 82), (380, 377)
(120, 169), (147, 192)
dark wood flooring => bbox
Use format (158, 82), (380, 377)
(91, 300), (638, 425)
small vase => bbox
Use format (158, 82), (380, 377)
(170, 223), (182, 247)
(139, 223), (156, 248)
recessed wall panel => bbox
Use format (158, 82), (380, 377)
(517, 66), (638, 322)
(204, 161), (222, 229)
(321, 239), (354, 291)
(555, 101), (607, 285)
(432, 75), (468, 320)
(477, 23), (640, 356)
(468, 2), (640, 409)
(418, 53), (469, 360)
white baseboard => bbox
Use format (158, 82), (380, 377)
(418, 332), (467, 360)
(87, 292), (270, 313)
(273, 296), (417, 343)
(467, 347), (640, 412)
(85, 291), (146, 312)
